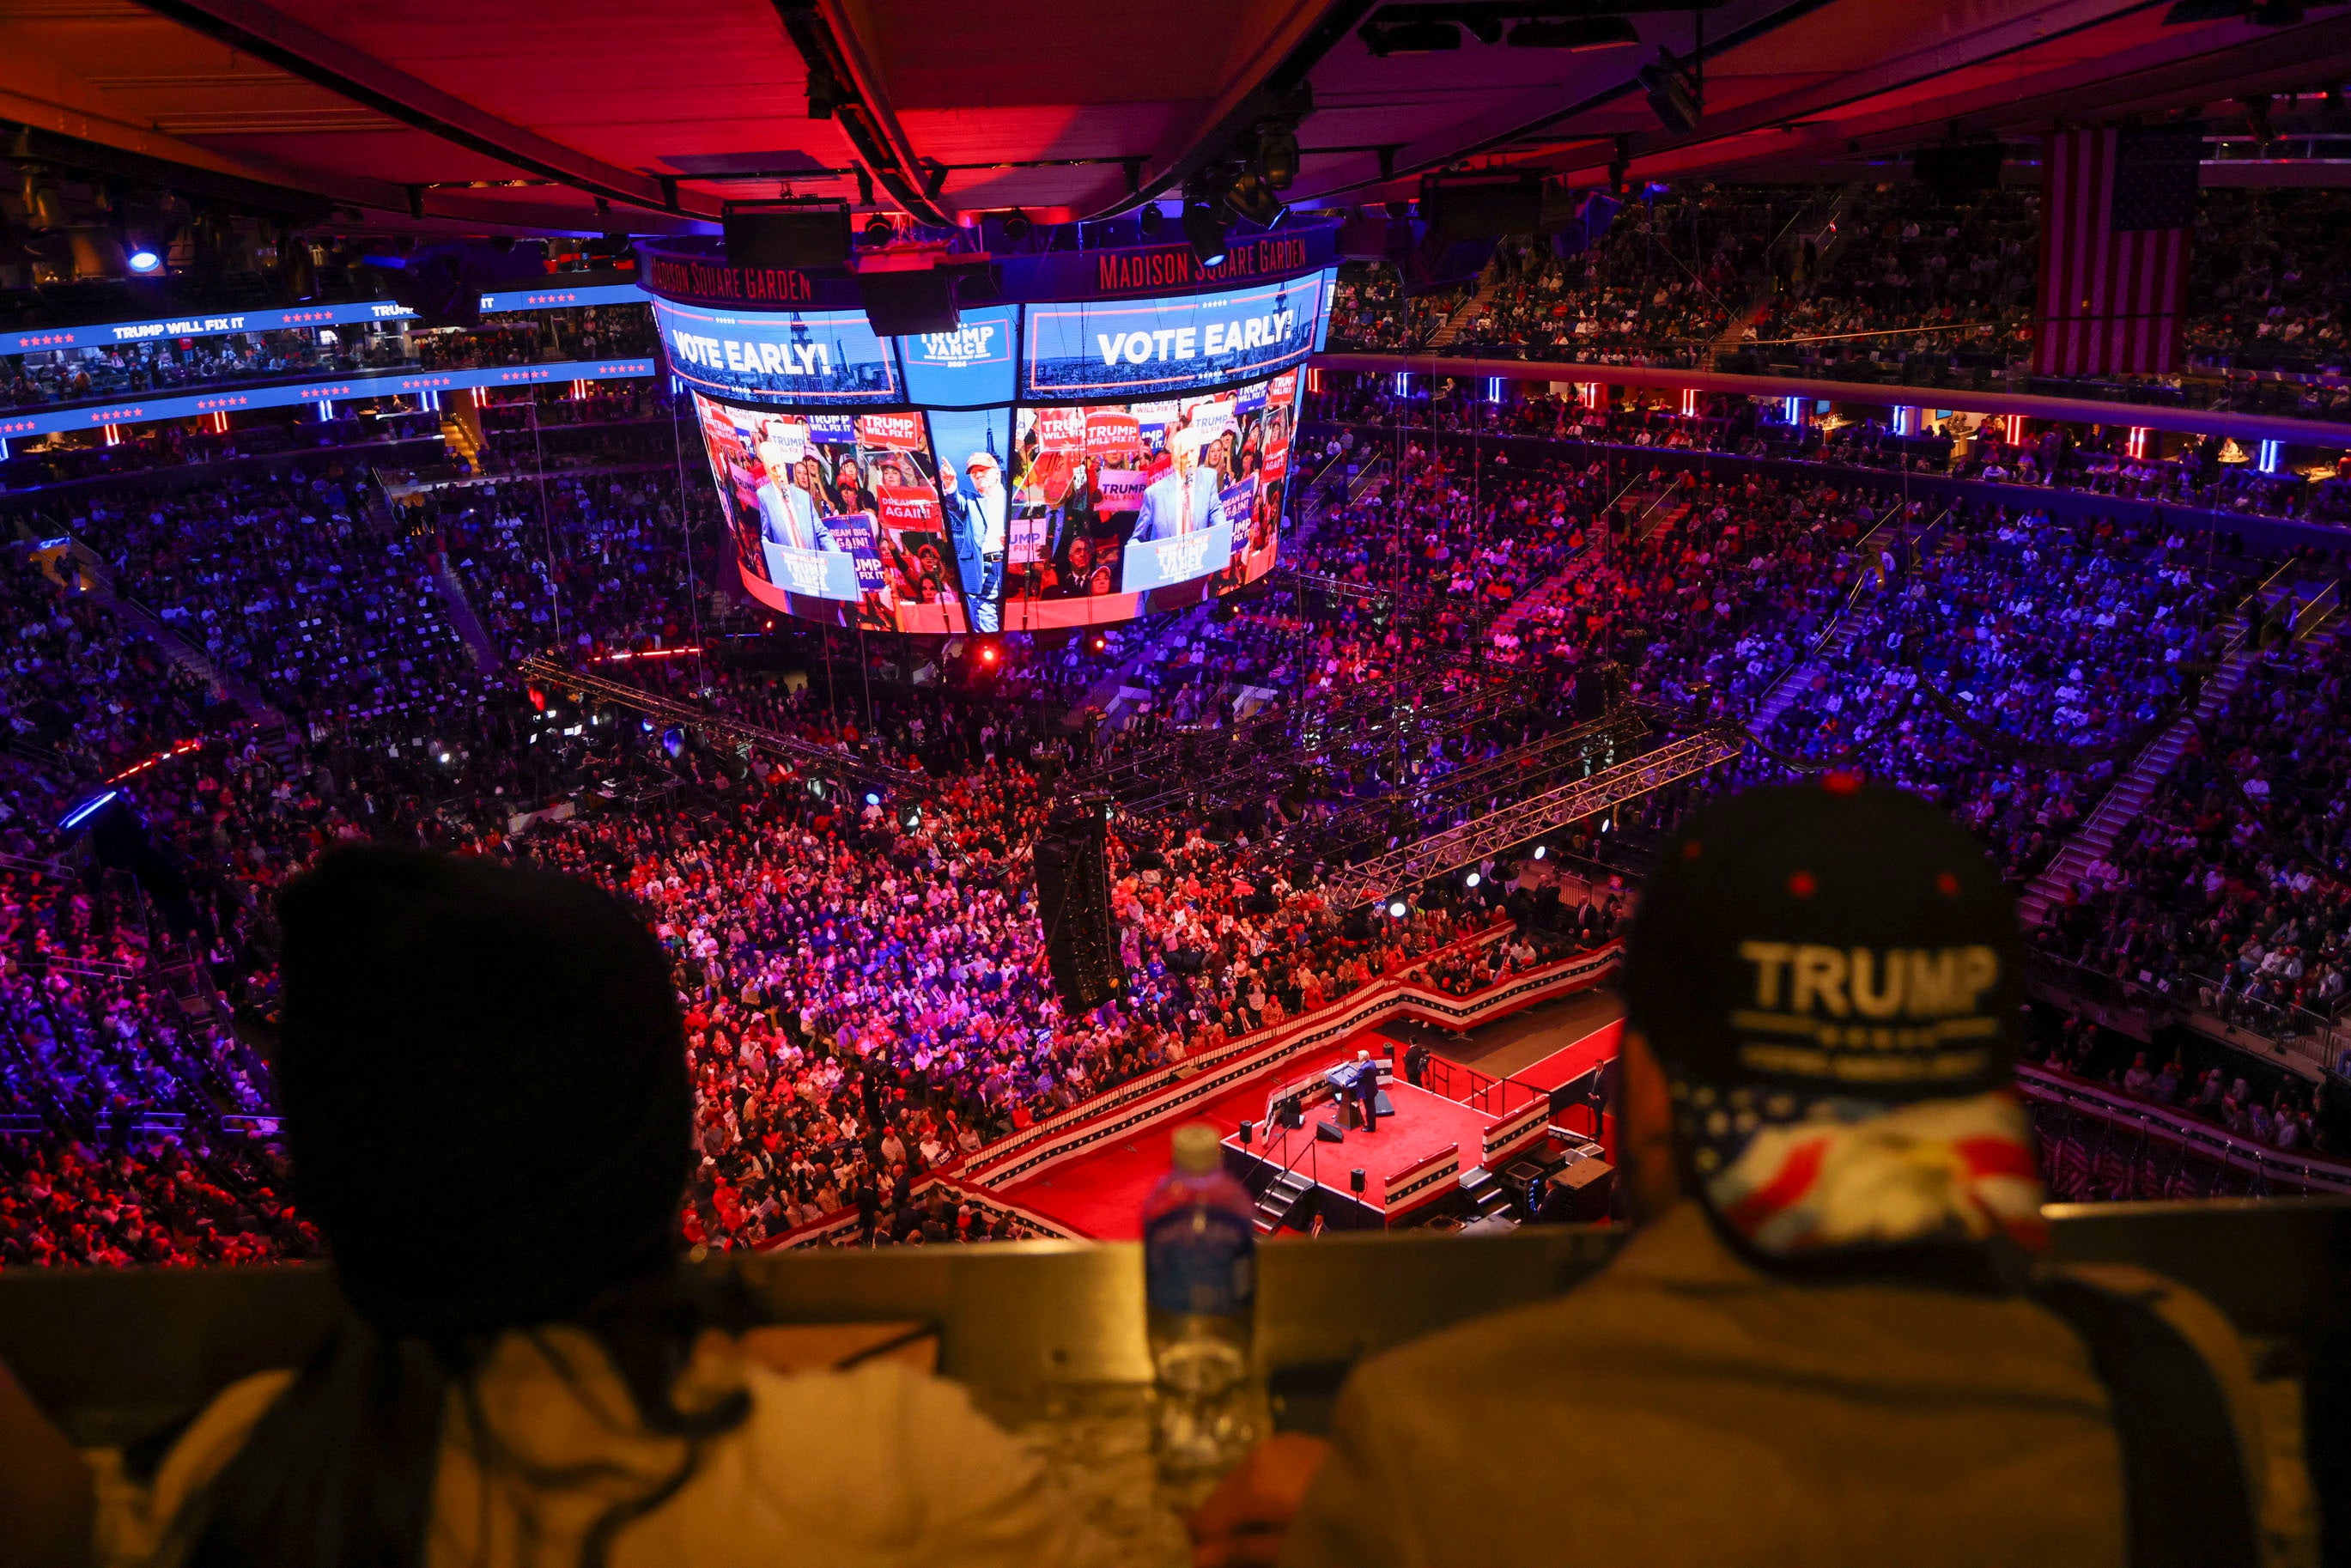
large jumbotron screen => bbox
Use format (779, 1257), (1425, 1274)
(652, 263), (1331, 634)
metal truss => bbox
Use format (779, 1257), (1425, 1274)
(1320, 727), (1749, 907)
(1292, 711), (1650, 859)
(517, 655), (933, 797)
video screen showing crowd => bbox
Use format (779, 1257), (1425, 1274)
(696, 367), (1297, 635)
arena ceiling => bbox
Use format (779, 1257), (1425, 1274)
(2, 0), (2349, 234)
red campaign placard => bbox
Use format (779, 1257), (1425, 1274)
(1261, 443), (1288, 486)
(1267, 368), (1298, 407)
(876, 483), (942, 528)
(1084, 411), (1142, 457)
(856, 412), (926, 450)
(1033, 406), (1085, 453)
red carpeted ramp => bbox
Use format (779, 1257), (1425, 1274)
(1509, 1018), (1622, 1093)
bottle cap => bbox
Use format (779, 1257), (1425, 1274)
(1171, 1121), (1222, 1176)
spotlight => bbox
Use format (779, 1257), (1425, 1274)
(1532, 844), (1547, 860)
(861, 214), (894, 245)
(1255, 125), (1301, 189)
(660, 726), (684, 758)
(1182, 198), (1228, 265)
(1139, 203), (1166, 238)
(1222, 172), (1284, 227)
(1086, 631), (1109, 653)
(1508, 15), (1639, 48)
(127, 248), (162, 274)
(865, 791), (882, 806)
(1388, 899), (1408, 919)
(1002, 210), (1033, 243)
(1465, 871), (1481, 888)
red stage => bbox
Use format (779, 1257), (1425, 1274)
(993, 1031), (1505, 1238)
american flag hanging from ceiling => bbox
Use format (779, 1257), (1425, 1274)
(2032, 123), (2202, 377)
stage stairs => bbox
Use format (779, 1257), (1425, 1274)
(1252, 1167), (1319, 1236)
(1456, 1167), (1515, 1221)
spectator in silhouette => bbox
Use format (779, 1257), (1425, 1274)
(0, 847), (1109, 1568)
(1190, 781), (2306, 1568)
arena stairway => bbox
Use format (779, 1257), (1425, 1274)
(431, 558), (506, 674)
(1745, 619), (1860, 739)
(2015, 642), (2254, 928)
(24, 538), (303, 772)
(1489, 536), (1608, 643)
(1429, 270), (1507, 349)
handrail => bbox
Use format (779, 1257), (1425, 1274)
(1745, 501), (1935, 713)
(2019, 1062), (2351, 1194)
(2293, 580), (2340, 641)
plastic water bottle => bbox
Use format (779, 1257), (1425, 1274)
(1144, 1121), (1259, 1477)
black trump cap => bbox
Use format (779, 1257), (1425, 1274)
(1620, 778), (2030, 1222)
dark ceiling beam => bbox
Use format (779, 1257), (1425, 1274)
(1081, 0), (1376, 222)
(1293, 0), (1832, 204)
(775, 3), (957, 227)
(1570, 6), (2351, 186)
(125, 0), (724, 220)
(0, 22), (410, 216)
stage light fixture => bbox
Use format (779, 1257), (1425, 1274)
(1532, 844), (1547, 860)
(1138, 203), (1165, 238)
(1465, 871), (1481, 888)
(1639, 49), (1701, 134)
(1256, 125), (1301, 189)
(1388, 898), (1408, 919)
(1002, 210), (1034, 243)
(1509, 15), (1639, 48)
(860, 214), (894, 244)
(127, 247), (162, 274)
(1182, 199), (1228, 265)
(1222, 172), (1284, 227)
(865, 791), (882, 806)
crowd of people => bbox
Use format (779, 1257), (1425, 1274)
(1305, 368), (2351, 525)
(2037, 627), (2351, 1047)
(4, 329), (408, 408)
(3, 335), (2347, 1273)
(1323, 263), (1464, 349)
(1740, 183), (2038, 382)
(1328, 181), (2351, 411)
